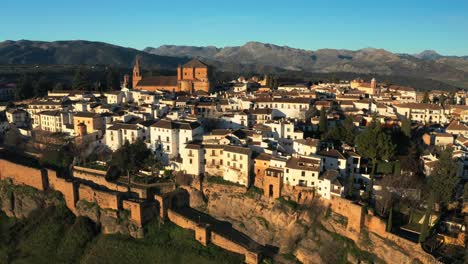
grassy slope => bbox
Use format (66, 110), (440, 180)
(0, 207), (243, 264)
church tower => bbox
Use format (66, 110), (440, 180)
(132, 56), (142, 89)
(370, 78), (376, 89)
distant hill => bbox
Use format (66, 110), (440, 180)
(1, 40), (467, 90)
(0, 40), (186, 69)
(145, 42), (468, 88)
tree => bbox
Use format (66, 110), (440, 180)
(3, 128), (24, 150)
(106, 67), (120, 91)
(72, 66), (91, 91)
(318, 108), (328, 135)
(422, 92), (430, 103)
(419, 193), (434, 242)
(428, 148), (459, 205)
(347, 169), (355, 198)
(53, 82), (66, 91)
(463, 183), (468, 201)
(304, 106), (318, 121)
(266, 74), (278, 90)
(15, 74), (34, 100)
(40, 144), (74, 169)
(110, 139), (154, 185)
(341, 115), (355, 145)
(386, 207), (393, 232)
(34, 75), (52, 97)
(439, 94), (447, 106)
(356, 119), (396, 197)
(400, 117), (411, 138)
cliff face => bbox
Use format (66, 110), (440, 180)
(0, 179), (143, 238)
(189, 182), (433, 264)
(0, 179), (63, 218)
(75, 200), (144, 238)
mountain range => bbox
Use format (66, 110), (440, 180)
(1, 40), (468, 89)
(145, 42), (468, 88)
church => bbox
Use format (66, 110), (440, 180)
(132, 57), (213, 94)
(350, 78), (380, 95)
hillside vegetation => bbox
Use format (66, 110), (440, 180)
(0, 208), (243, 264)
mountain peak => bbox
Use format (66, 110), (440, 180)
(414, 50), (441, 60)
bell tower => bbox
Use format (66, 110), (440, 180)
(132, 56), (142, 89)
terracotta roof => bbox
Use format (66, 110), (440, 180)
(394, 103), (442, 110)
(286, 156), (320, 171)
(319, 170), (339, 181)
(446, 120), (468, 132)
(151, 119), (200, 130)
(136, 76), (177, 87)
(254, 152), (272, 161)
(182, 58), (209, 68)
(223, 145), (251, 155)
(74, 111), (100, 118)
(294, 137), (320, 146)
(107, 123), (139, 130)
(317, 149), (346, 159)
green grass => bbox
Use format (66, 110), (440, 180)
(245, 186), (263, 198)
(81, 220), (244, 264)
(376, 160), (401, 175)
(207, 175), (245, 187)
(318, 224), (385, 264)
(81, 162), (108, 171)
(277, 196), (299, 211)
(0, 206), (244, 264)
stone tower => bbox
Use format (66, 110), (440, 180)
(371, 78), (376, 89)
(132, 56), (142, 89)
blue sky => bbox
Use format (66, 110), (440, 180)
(1, 0), (468, 55)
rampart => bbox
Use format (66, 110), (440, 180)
(0, 159), (48, 190)
(167, 208), (261, 264)
(78, 184), (120, 210)
(0, 159), (152, 230)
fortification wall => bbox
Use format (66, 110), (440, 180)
(78, 184), (120, 210)
(73, 167), (146, 198)
(325, 196), (363, 237)
(48, 173), (77, 213)
(364, 213), (387, 237)
(211, 231), (248, 255)
(166, 208), (260, 264)
(167, 209), (198, 230)
(0, 159), (47, 190)
(122, 200), (157, 227)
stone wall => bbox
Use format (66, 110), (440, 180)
(167, 209), (198, 230)
(122, 199), (158, 227)
(166, 208), (260, 264)
(0, 159), (47, 190)
(0, 159), (152, 238)
(48, 174), (77, 213)
(78, 184), (120, 210)
(364, 213), (387, 237)
(325, 196), (363, 239)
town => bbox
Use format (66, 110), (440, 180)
(0, 57), (466, 263)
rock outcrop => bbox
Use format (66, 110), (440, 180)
(75, 200), (144, 238)
(191, 182), (434, 264)
(0, 178), (63, 218)
(0, 179), (143, 239)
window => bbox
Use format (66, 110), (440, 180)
(301, 171), (305, 176)
(189, 159), (192, 164)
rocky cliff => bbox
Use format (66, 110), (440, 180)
(185, 182), (434, 264)
(0, 179), (143, 238)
